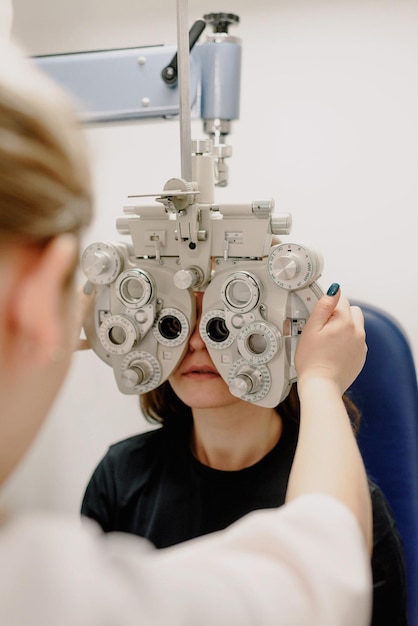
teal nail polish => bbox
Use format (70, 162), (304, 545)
(327, 283), (340, 296)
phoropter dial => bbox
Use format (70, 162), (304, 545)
(221, 271), (262, 313)
(199, 309), (235, 350)
(120, 350), (161, 393)
(121, 361), (152, 389)
(268, 243), (323, 291)
(153, 308), (190, 347)
(81, 242), (122, 285)
(236, 321), (282, 365)
(228, 359), (271, 403)
(116, 269), (154, 308)
(99, 314), (140, 355)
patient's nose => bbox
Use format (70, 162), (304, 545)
(189, 291), (206, 352)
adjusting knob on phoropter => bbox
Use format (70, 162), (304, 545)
(121, 360), (152, 389)
(229, 368), (263, 398)
(81, 242), (122, 285)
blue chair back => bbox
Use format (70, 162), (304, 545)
(349, 301), (418, 626)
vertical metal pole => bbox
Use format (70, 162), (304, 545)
(176, 0), (192, 182)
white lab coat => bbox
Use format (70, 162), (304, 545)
(0, 0), (13, 39)
(0, 494), (371, 626)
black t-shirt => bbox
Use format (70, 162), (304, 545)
(81, 418), (408, 625)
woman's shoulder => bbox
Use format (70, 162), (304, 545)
(108, 426), (165, 453)
(368, 480), (401, 540)
(88, 424), (190, 488)
(103, 426), (170, 468)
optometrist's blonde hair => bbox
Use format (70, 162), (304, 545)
(0, 40), (93, 245)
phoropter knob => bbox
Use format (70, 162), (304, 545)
(121, 360), (152, 389)
(270, 213), (292, 236)
(174, 267), (204, 290)
(268, 243), (323, 290)
(81, 242), (122, 285)
(229, 368), (263, 398)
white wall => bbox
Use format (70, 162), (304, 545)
(1, 0), (417, 515)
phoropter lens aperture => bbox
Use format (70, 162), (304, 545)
(247, 333), (267, 355)
(206, 317), (230, 343)
(158, 315), (182, 340)
(109, 326), (127, 346)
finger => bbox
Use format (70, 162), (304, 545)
(306, 283), (341, 331)
(350, 305), (367, 340)
(350, 304), (364, 325)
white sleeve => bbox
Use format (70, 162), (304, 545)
(0, 494), (371, 626)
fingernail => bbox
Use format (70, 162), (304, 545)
(83, 280), (93, 295)
(326, 283), (340, 296)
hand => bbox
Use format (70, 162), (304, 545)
(295, 284), (367, 395)
(74, 281), (95, 351)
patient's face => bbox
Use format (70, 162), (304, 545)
(168, 291), (242, 411)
